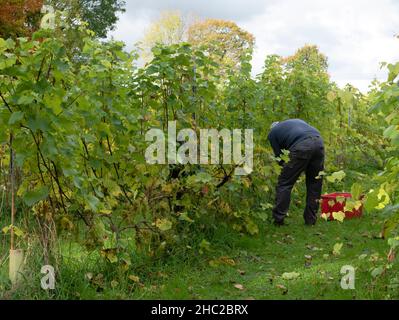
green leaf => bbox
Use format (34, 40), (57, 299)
(179, 212), (194, 223)
(326, 170), (346, 183)
(388, 237), (399, 250)
(371, 267), (384, 278)
(8, 111), (24, 125)
(23, 186), (49, 206)
(245, 218), (259, 235)
(351, 183), (363, 200)
(44, 94), (63, 114)
(364, 189), (379, 212)
(199, 239), (211, 254)
(388, 62), (399, 82)
(85, 194), (100, 212)
(17, 95), (35, 105)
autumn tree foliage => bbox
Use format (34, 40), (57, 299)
(188, 19), (255, 72)
(140, 11), (194, 62)
(141, 13), (254, 72)
(0, 0), (43, 38)
(284, 44), (329, 74)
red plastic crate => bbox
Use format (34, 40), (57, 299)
(320, 192), (363, 221)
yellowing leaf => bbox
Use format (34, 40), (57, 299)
(2, 225), (10, 234)
(336, 196), (346, 204)
(128, 275), (140, 283)
(13, 226), (25, 238)
(245, 219), (259, 235)
(279, 149), (290, 164)
(161, 183), (174, 193)
(234, 283), (244, 290)
(100, 249), (118, 263)
(209, 256), (236, 267)
(321, 213), (329, 221)
(332, 211), (345, 222)
(333, 243), (343, 256)
(327, 91), (337, 102)
(376, 188), (390, 209)
(354, 201), (363, 210)
(316, 171), (326, 179)
(281, 272), (300, 280)
(155, 218), (172, 231)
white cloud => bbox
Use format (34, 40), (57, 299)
(108, 10), (151, 48)
(110, 0), (399, 92)
(244, 0), (399, 91)
(122, 0), (269, 20)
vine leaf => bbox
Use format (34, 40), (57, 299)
(23, 186), (49, 206)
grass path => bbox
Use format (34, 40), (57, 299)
(127, 212), (395, 300)
(1, 208), (397, 300)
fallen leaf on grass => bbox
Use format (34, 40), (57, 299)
(333, 243), (343, 256)
(361, 232), (372, 239)
(234, 284), (245, 290)
(209, 256), (236, 267)
(306, 245), (323, 251)
(281, 272), (300, 280)
(128, 275), (140, 283)
(276, 284), (288, 294)
(321, 213), (329, 221)
(371, 267), (384, 278)
(237, 269), (246, 275)
(85, 272), (93, 280)
(304, 255), (312, 268)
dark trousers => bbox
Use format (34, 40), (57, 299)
(273, 136), (325, 225)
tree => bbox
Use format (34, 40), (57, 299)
(48, 0), (126, 38)
(284, 44), (329, 73)
(0, 0), (43, 38)
(258, 54), (286, 114)
(283, 45), (331, 120)
(140, 11), (192, 62)
(187, 19), (255, 73)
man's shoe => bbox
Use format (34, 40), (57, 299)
(305, 221), (316, 226)
(273, 220), (286, 226)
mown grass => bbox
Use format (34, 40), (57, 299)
(1, 201), (397, 300)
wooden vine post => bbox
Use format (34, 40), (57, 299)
(9, 132), (24, 286)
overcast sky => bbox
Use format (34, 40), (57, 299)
(109, 0), (399, 92)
